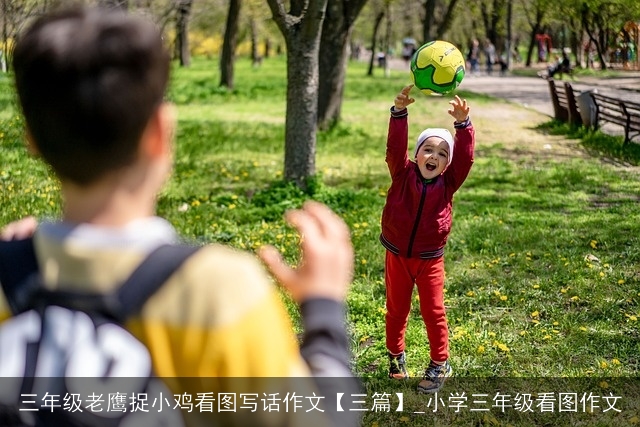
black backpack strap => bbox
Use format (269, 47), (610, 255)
(113, 244), (201, 320)
(22, 244), (201, 322)
(0, 237), (39, 314)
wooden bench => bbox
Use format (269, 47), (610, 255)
(548, 79), (581, 126)
(589, 93), (640, 144)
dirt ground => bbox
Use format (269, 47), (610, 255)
(472, 102), (573, 150)
(469, 96), (640, 177)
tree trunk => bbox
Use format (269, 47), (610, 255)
(267, 0), (328, 188)
(283, 41), (319, 185)
(175, 0), (192, 67)
(317, 0), (368, 130)
(480, 0), (506, 48)
(220, 0), (241, 88)
(423, 0), (461, 45)
(522, 4), (545, 68)
(264, 38), (271, 58)
(505, 0), (512, 70)
(435, 0), (461, 40)
(525, 27), (539, 67)
(317, 28), (350, 130)
(569, 24), (580, 69)
(367, 11), (384, 76)
(249, 17), (261, 67)
(581, 5), (607, 70)
(423, 0), (436, 42)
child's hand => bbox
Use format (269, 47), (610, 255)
(394, 85), (415, 111)
(0, 216), (38, 240)
(259, 201), (353, 303)
(448, 95), (470, 122)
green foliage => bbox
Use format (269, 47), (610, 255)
(1, 56), (639, 425)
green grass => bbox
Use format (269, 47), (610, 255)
(1, 57), (639, 425)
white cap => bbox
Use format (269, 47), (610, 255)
(414, 128), (454, 166)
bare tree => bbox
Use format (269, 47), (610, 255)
(175, 0), (193, 67)
(316, 0), (369, 130)
(1, 0), (45, 72)
(266, 0), (328, 188)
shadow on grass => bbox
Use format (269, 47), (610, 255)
(534, 120), (640, 167)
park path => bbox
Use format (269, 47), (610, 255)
(458, 73), (640, 118)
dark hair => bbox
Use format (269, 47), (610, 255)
(13, 6), (170, 185)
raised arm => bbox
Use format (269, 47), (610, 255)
(387, 85), (415, 178)
(445, 95), (475, 191)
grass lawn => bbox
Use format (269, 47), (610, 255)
(1, 57), (639, 425)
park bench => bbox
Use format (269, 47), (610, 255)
(589, 93), (640, 144)
(548, 79), (581, 126)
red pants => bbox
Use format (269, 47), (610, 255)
(385, 251), (449, 362)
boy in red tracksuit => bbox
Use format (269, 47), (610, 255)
(380, 84), (475, 393)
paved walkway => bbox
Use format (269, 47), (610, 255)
(458, 72), (640, 118)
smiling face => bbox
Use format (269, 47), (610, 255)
(415, 137), (450, 179)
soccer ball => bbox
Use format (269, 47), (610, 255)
(410, 40), (465, 95)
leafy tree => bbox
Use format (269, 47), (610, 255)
(519, 0), (551, 66)
(422, 0), (462, 43)
(266, 0), (328, 187)
(578, 0), (634, 70)
(479, 0), (507, 49)
(361, 0), (387, 76)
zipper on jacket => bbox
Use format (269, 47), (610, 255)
(406, 179), (429, 257)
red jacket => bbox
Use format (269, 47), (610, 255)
(380, 108), (475, 258)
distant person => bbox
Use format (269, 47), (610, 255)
(511, 39), (522, 63)
(467, 38), (480, 75)
(401, 41), (417, 64)
(484, 39), (496, 75)
(539, 51), (571, 79)
(497, 53), (509, 76)
(1, 5), (359, 426)
(381, 85), (475, 393)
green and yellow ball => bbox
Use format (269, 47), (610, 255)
(411, 40), (465, 95)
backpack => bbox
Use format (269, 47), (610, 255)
(0, 238), (199, 427)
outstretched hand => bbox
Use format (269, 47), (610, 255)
(394, 85), (415, 111)
(259, 201), (353, 303)
(448, 95), (470, 122)
(0, 216), (38, 240)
